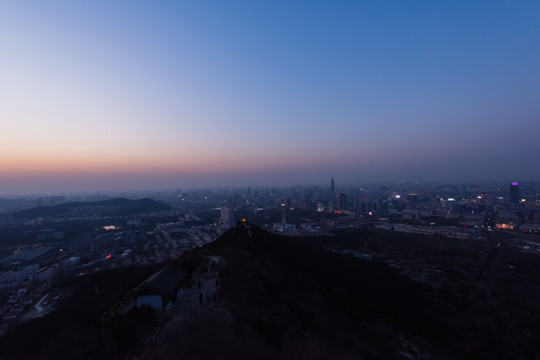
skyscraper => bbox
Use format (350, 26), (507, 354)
(510, 182), (520, 204)
(330, 178), (335, 195)
(338, 193), (347, 211)
(219, 207), (235, 229)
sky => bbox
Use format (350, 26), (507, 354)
(1, 1), (539, 195)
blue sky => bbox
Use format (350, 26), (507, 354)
(1, 1), (539, 194)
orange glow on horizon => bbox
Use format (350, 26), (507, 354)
(0, 148), (342, 178)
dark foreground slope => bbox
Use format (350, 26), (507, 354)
(166, 223), (450, 360)
(13, 198), (170, 219)
(0, 265), (161, 360)
(168, 223), (540, 360)
(4, 223), (537, 359)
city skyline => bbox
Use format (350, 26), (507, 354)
(1, 1), (539, 195)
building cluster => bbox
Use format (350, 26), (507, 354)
(1, 179), (540, 333)
(313, 180), (540, 239)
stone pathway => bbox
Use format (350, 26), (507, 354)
(152, 269), (220, 341)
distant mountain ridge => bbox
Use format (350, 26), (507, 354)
(13, 198), (170, 219)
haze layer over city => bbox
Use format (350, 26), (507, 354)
(1, 1), (539, 196)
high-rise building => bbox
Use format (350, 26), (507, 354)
(281, 202), (287, 225)
(330, 178), (335, 195)
(219, 207), (235, 229)
(510, 182), (520, 204)
(338, 193), (347, 211)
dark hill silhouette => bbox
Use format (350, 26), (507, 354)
(2, 222), (535, 359)
(175, 222), (447, 359)
(208, 222), (430, 313)
(13, 198), (170, 219)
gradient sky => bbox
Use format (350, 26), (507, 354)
(1, 1), (539, 195)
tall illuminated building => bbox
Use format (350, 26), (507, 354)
(510, 182), (520, 204)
